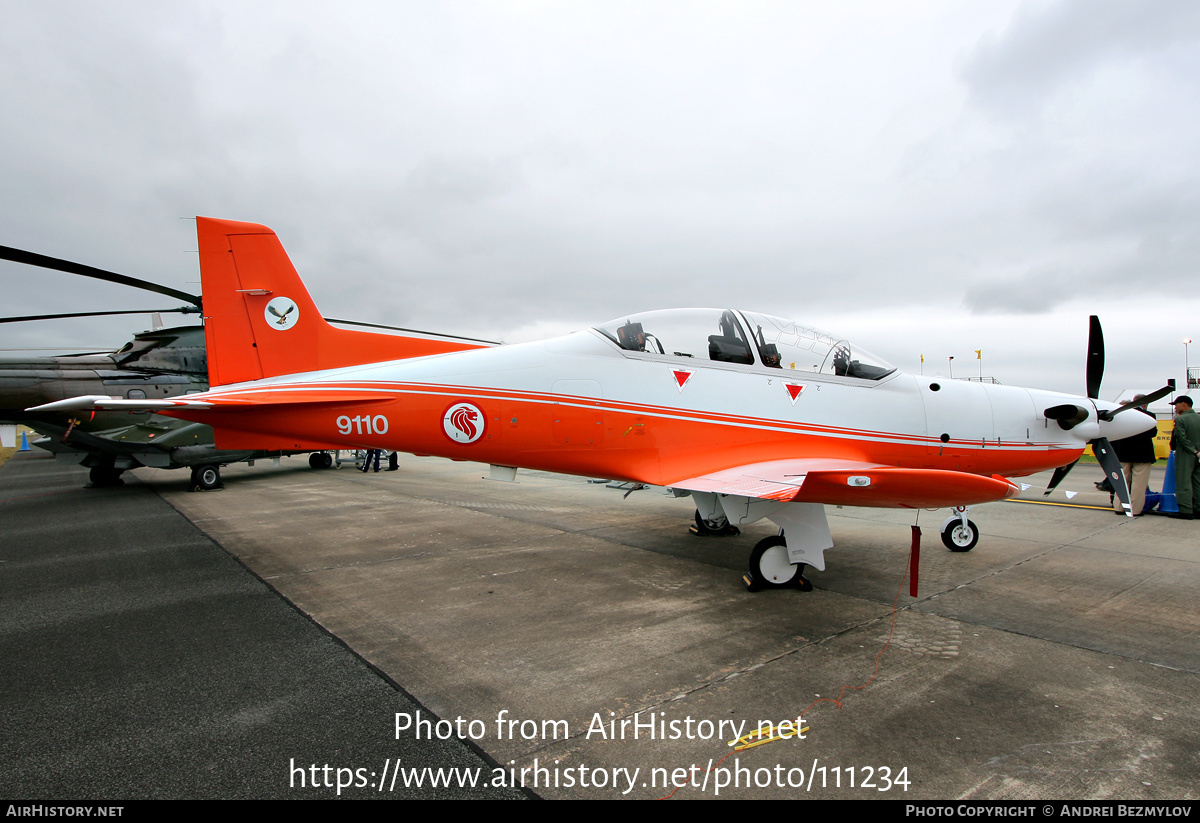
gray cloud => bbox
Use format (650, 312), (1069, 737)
(1, 1), (1198, 394)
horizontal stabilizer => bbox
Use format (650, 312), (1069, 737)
(29, 395), (214, 412)
(29, 391), (391, 414)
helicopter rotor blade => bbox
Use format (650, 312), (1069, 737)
(0, 307), (199, 324)
(0, 245), (201, 308)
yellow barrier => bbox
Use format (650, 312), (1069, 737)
(1083, 420), (1173, 460)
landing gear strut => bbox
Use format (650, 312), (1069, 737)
(939, 515), (979, 551)
(746, 534), (813, 591)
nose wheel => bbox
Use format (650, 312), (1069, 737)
(940, 517), (979, 551)
(746, 535), (813, 591)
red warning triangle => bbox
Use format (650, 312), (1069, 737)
(784, 383), (804, 404)
(672, 369), (694, 392)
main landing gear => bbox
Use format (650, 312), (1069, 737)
(744, 533), (812, 592)
(308, 452), (334, 469)
(741, 506), (980, 593)
(690, 509), (741, 537)
(87, 465), (125, 488)
(189, 464), (222, 492)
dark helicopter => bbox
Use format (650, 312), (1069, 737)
(0, 241), (494, 488)
(0, 244), (312, 487)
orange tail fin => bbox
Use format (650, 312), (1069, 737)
(197, 217), (487, 386)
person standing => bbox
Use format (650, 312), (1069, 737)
(1110, 395), (1156, 516)
(360, 448), (382, 473)
(1169, 395), (1200, 519)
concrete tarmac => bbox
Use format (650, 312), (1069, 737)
(0, 451), (523, 799)
(5, 450), (1199, 799)
(123, 453), (1199, 800)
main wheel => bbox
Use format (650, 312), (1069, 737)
(88, 466), (124, 487)
(691, 509), (741, 537)
(748, 535), (810, 589)
(191, 464), (221, 491)
(309, 452), (333, 469)
(940, 518), (979, 552)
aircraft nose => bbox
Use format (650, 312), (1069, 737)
(1096, 404), (1157, 441)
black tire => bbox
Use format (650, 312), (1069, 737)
(749, 535), (806, 588)
(309, 452), (333, 469)
(191, 464), (221, 491)
(941, 518), (979, 552)
(692, 509), (741, 537)
(88, 466), (124, 487)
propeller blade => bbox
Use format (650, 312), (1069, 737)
(1091, 437), (1132, 516)
(1086, 315), (1104, 400)
(0, 246), (202, 307)
(1097, 384), (1174, 422)
(0, 307), (198, 324)
(1044, 459), (1080, 495)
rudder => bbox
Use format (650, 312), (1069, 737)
(196, 217), (486, 386)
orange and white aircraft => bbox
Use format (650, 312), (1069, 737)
(35, 218), (1166, 590)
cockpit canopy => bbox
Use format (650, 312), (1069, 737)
(595, 308), (895, 381)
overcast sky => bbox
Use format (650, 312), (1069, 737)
(2, 0), (1198, 398)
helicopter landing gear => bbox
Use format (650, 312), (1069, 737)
(87, 465), (125, 488)
(190, 464), (222, 492)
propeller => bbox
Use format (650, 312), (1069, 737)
(1091, 436), (1132, 516)
(1097, 384), (1174, 422)
(1086, 315), (1104, 400)
(1044, 459), (1080, 497)
(1043, 316), (1170, 513)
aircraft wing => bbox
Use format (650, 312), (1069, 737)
(671, 458), (1020, 508)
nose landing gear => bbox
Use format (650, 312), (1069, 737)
(939, 508), (978, 552)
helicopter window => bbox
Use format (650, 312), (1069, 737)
(738, 310), (895, 380)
